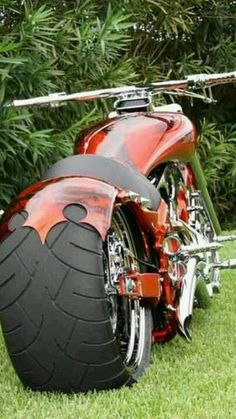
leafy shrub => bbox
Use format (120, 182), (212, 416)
(0, 1), (235, 226)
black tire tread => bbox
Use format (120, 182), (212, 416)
(0, 208), (132, 392)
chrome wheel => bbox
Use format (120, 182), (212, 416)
(104, 208), (152, 377)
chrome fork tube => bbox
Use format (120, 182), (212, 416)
(189, 154), (221, 235)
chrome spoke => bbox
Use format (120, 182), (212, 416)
(125, 309), (136, 364)
(134, 306), (146, 367)
(104, 209), (147, 372)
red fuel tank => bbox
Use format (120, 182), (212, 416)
(74, 112), (197, 175)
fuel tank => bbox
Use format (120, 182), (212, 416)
(74, 112), (197, 175)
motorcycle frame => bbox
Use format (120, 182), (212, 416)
(1, 70), (235, 345)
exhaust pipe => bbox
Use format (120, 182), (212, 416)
(177, 257), (198, 341)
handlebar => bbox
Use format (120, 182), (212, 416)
(6, 71), (236, 108)
(152, 71), (236, 90)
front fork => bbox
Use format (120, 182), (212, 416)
(157, 178), (236, 341)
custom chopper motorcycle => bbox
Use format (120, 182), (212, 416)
(0, 72), (236, 392)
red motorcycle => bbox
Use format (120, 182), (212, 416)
(0, 72), (236, 392)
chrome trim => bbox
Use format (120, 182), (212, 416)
(216, 235), (236, 243)
(9, 86), (138, 108)
(181, 242), (221, 256)
(189, 155), (221, 235)
(7, 71), (236, 108)
(210, 259), (236, 270)
(178, 257), (198, 340)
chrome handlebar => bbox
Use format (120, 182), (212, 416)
(8, 86), (138, 108)
(152, 71), (236, 90)
(6, 71), (236, 108)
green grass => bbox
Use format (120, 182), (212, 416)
(0, 233), (236, 419)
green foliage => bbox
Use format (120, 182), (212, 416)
(0, 1), (136, 206)
(198, 121), (236, 226)
(0, 0), (235, 225)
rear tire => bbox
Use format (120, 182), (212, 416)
(0, 205), (151, 392)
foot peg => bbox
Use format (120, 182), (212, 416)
(215, 235), (236, 243)
(211, 259), (236, 270)
(213, 235), (236, 270)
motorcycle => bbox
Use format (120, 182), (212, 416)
(0, 72), (236, 392)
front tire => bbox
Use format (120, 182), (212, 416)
(0, 204), (151, 392)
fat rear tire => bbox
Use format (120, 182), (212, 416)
(0, 205), (151, 392)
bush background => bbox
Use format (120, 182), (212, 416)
(0, 0), (236, 226)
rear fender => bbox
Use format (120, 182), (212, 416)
(0, 177), (117, 244)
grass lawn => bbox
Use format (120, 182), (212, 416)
(0, 231), (236, 419)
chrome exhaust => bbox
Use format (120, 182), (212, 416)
(177, 257), (198, 341)
(165, 221), (236, 342)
